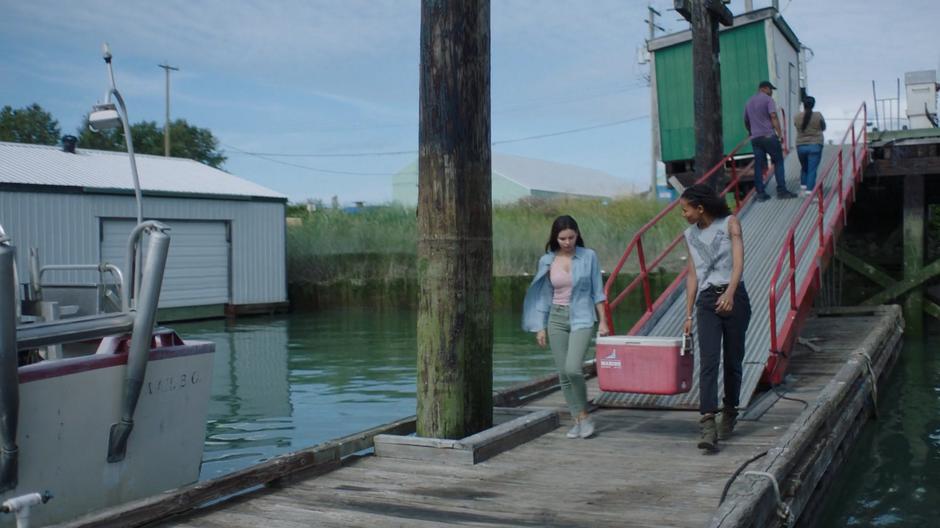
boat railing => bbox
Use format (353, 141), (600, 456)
(30, 260), (126, 314)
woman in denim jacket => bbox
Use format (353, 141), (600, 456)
(522, 215), (608, 439)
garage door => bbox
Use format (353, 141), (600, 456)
(100, 219), (230, 308)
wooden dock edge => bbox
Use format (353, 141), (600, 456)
(58, 368), (577, 527)
(374, 409), (559, 465)
(709, 305), (904, 528)
(56, 415), (418, 528)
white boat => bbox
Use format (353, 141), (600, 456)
(0, 46), (215, 527)
(0, 219), (215, 528)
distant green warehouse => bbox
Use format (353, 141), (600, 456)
(392, 154), (631, 206)
(650, 7), (803, 181)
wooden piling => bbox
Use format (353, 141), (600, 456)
(416, 0), (493, 439)
(688, 0), (731, 186)
(902, 173), (925, 336)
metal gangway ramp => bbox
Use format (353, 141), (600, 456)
(597, 103), (869, 410)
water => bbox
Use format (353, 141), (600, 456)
(816, 319), (940, 526)
(172, 307), (556, 480)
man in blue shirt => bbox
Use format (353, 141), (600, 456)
(744, 81), (796, 202)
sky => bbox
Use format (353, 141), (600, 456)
(1, 0), (938, 205)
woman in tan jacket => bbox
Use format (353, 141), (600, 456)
(794, 96), (826, 196)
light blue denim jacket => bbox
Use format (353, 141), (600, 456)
(521, 246), (607, 332)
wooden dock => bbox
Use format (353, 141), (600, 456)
(62, 306), (902, 528)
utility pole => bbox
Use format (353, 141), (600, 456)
(416, 0), (493, 439)
(157, 62), (179, 157)
(645, 5), (665, 199)
(676, 0), (733, 187)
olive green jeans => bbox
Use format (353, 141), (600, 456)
(548, 304), (594, 418)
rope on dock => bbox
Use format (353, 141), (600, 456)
(742, 471), (793, 527)
(718, 450), (768, 505)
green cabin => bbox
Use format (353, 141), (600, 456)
(649, 7), (803, 179)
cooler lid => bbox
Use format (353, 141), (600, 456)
(597, 335), (684, 346)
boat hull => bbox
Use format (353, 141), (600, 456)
(1, 341), (214, 526)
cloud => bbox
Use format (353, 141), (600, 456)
(5, 0), (940, 203)
(3, 0), (419, 76)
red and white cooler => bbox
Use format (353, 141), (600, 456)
(596, 335), (694, 395)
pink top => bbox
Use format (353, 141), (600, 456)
(550, 259), (572, 306)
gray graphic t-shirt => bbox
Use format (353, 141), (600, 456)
(684, 216), (733, 292)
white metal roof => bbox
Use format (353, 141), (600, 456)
(492, 153), (632, 198)
(0, 141), (285, 200)
(648, 7), (800, 53)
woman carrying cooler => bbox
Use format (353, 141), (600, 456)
(794, 96), (827, 196)
(523, 215), (608, 439)
(680, 184), (751, 452)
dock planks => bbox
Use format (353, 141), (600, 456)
(105, 307), (900, 528)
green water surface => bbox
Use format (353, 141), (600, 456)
(816, 320), (940, 526)
(174, 307), (556, 480)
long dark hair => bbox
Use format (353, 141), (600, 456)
(800, 96), (816, 132)
(545, 215), (586, 252)
(681, 184), (731, 219)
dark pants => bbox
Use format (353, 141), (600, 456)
(697, 283), (751, 415)
(751, 135), (787, 195)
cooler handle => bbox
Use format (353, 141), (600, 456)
(681, 333), (694, 356)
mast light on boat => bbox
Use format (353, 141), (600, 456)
(88, 103), (121, 132)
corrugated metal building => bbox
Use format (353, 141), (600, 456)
(392, 153), (632, 206)
(0, 141), (287, 320)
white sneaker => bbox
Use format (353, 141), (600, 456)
(566, 422), (581, 439)
(579, 417), (595, 439)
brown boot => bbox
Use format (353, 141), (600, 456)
(698, 413), (718, 452)
(718, 408), (738, 440)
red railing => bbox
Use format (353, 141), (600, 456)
(765, 102), (868, 383)
(603, 137), (762, 334)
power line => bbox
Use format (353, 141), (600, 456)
(235, 83), (647, 138)
(229, 147), (416, 158)
(492, 115), (648, 145)
(494, 84), (647, 114)
(223, 143), (401, 176)
(224, 114), (649, 173)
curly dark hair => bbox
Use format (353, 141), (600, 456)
(680, 184), (731, 218)
(545, 215), (586, 252)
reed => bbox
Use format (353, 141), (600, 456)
(287, 197), (687, 284)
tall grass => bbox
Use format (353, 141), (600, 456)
(287, 197), (687, 284)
